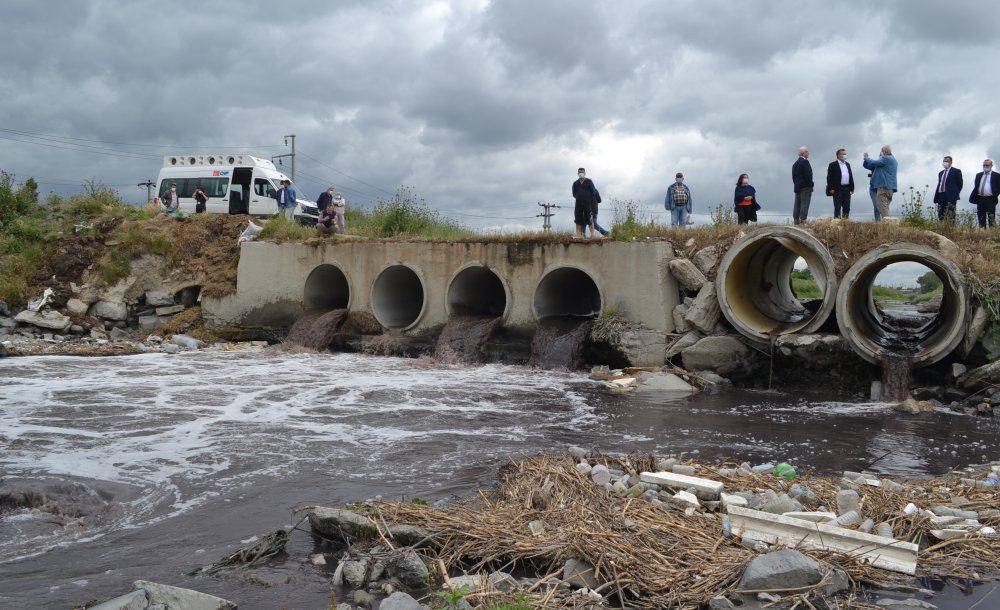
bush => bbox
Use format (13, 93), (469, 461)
(351, 187), (470, 239)
(609, 198), (649, 240)
(710, 203), (736, 226)
(0, 171), (36, 231)
(258, 213), (320, 241)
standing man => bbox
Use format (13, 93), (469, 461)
(792, 146), (813, 224)
(825, 149), (854, 219)
(162, 182), (179, 214)
(863, 145), (897, 220)
(275, 179), (297, 221)
(933, 155), (963, 222)
(969, 159), (1000, 228)
(316, 186), (334, 212)
(664, 172), (693, 227)
(332, 191), (347, 234)
(572, 167), (599, 239)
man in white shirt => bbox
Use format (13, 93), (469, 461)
(825, 148), (854, 219)
(970, 159), (1000, 228)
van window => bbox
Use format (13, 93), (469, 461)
(159, 178), (229, 199)
(254, 178), (276, 198)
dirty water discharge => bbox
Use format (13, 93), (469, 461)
(880, 353), (912, 402)
(1, 351), (998, 609)
(284, 308), (348, 350)
(434, 314), (504, 362)
(529, 316), (595, 369)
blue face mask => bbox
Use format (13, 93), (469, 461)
(578, 173), (585, 179)
(676, 178), (683, 184)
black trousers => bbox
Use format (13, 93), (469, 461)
(977, 202), (997, 228)
(832, 185), (852, 218)
(736, 205), (755, 224)
(936, 200), (957, 222)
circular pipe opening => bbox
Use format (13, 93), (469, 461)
(371, 264), (426, 329)
(446, 265), (508, 317)
(716, 226), (838, 342)
(533, 266), (601, 319)
(836, 243), (967, 367)
(304, 264), (350, 310)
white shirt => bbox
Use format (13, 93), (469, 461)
(838, 160), (850, 185)
(982, 171), (994, 197)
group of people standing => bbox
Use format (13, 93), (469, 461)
(315, 186), (347, 234)
(574, 147), (1000, 231)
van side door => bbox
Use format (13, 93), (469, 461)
(249, 173), (279, 216)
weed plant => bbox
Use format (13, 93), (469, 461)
(350, 187), (471, 239)
(258, 214), (318, 241)
(609, 198), (656, 240)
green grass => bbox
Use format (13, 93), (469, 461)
(791, 277), (822, 299)
(348, 187), (473, 239)
(258, 214), (321, 241)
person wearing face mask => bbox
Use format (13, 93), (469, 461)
(572, 167), (599, 238)
(932, 156), (963, 223)
(664, 172), (693, 227)
(733, 173), (759, 224)
(825, 149), (854, 219)
(792, 146), (813, 224)
(969, 159), (1000, 228)
(162, 183), (179, 214)
(863, 145), (897, 220)
(332, 191), (347, 234)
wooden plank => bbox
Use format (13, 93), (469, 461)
(727, 506), (919, 575)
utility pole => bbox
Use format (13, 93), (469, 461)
(138, 179), (155, 204)
(536, 202), (560, 232)
(272, 133), (296, 182)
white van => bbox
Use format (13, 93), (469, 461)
(154, 154), (318, 223)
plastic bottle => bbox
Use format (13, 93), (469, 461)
(859, 518), (875, 533)
(722, 515), (732, 539)
(832, 510), (861, 527)
(774, 463), (797, 481)
(876, 522), (894, 538)
(987, 473), (999, 487)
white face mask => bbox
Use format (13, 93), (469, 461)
(675, 178), (683, 184)
(578, 172), (585, 179)
(986, 166), (994, 172)
(943, 162), (951, 169)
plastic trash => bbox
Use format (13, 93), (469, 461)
(27, 288), (54, 313)
(987, 474), (999, 487)
(901, 502), (920, 516)
(832, 510), (861, 527)
(751, 463), (775, 474)
(722, 515), (732, 539)
(238, 221), (263, 244)
(859, 518), (875, 533)
(836, 489), (861, 516)
(774, 463), (797, 481)
(876, 522), (894, 538)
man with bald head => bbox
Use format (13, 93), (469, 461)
(863, 145), (897, 220)
(970, 159), (1000, 228)
(792, 146), (813, 224)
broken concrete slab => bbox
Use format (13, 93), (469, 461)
(639, 471), (723, 500)
(14, 309), (71, 331)
(738, 549), (823, 592)
(668, 258), (709, 292)
(132, 580), (236, 610)
(155, 304), (186, 316)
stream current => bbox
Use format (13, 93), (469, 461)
(1, 350), (998, 609)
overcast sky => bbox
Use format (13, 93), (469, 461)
(1, 0), (996, 239)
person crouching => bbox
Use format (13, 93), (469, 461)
(317, 201), (338, 235)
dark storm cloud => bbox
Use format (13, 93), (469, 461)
(1, 0), (997, 228)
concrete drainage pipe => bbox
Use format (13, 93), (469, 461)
(716, 226), (838, 342)
(304, 264), (350, 310)
(836, 243), (967, 366)
(371, 264), (426, 329)
(447, 265), (508, 317)
(533, 266), (601, 319)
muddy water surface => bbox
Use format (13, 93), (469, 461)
(1, 351), (998, 609)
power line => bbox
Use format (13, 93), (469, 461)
(297, 150), (396, 197)
(0, 126), (283, 150)
(0, 134), (160, 159)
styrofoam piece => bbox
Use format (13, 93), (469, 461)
(727, 506), (918, 575)
(639, 471), (724, 499)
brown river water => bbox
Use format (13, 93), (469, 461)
(1, 350), (997, 609)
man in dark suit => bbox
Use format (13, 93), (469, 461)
(933, 155), (963, 222)
(792, 146), (813, 224)
(825, 148), (855, 219)
(969, 159), (1000, 228)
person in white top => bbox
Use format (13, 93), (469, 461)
(970, 159), (999, 228)
(825, 148), (855, 219)
(332, 192), (347, 234)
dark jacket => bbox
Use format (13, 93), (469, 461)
(932, 167), (963, 204)
(970, 171), (1000, 206)
(792, 157), (813, 192)
(734, 184), (758, 207)
(572, 178), (598, 206)
(825, 160), (854, 195)
(316, 191), (333, 209)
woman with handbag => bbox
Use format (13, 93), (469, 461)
(734, 173), (759, 224)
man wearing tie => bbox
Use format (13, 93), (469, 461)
(825, 148), (854, 219)
(933, 156), (963, 222)
(969, 159), (1000, 228)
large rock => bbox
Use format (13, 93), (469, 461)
(666, 331), (701, 359)
(138, 315), (168, 331)
(738, 550), (823, 592)
(692, 246), (720, 275)
(957, 360), (1000, 391)
(684, 284), (721, 333)
(894, 398), (934, 414)
(390, 548), (429, 588)
(66, 298), (90, 316)
(90, 300), (128, 321)
(961, 306), (989, 357)
(681, 336), (758, 378)
(672, 304), (691, 333)
(668, 258), (709, 292)
(145, 290), (175, 306)
(378, 592), (424, 610)
(562, 558), (604, 589)
(14, 310), (71, 331)
(633, 371), (694, 394)
(616, 328), (668, 367)
(308, 507), (378, 540)
(775, 334), (853, 368)
(87, 590), (148, 610)
(132, 580), (236, 610)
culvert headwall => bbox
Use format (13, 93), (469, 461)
(533, 266), (601, 319)
(836, 243), (968, 367)
(716, 226), (838, 343)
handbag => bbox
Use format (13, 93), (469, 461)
(751, 200), (761, 212)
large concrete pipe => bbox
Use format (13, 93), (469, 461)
(303, 264), (351, 310)
(716, 226), (837, 342)
(371, 264), (426, 329)
(533, 266), (601, 319)
(447, 265), (508, 317)
(836, 243), (967, 366)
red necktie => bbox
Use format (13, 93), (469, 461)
(939, 169), (948, 193)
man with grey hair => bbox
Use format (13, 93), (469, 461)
(792, 146), (813, 224)
(863, 145), (898, 220)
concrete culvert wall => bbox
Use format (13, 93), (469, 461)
(533, 266), (601, 319)
(716, 226), (838, 343)
(303, 264), (350, 310)
(371, 264), (425, 329)
(836, 243), (967, 367)
(447, 266), (507, 317)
